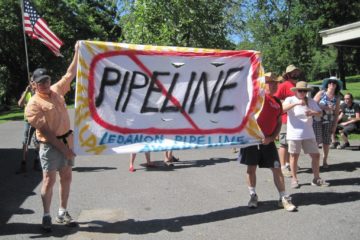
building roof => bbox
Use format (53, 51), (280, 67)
(319, 21), (360, 47)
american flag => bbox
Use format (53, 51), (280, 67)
(23, 0), (63, 56)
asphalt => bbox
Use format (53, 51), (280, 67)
(0, 109), (359, 240)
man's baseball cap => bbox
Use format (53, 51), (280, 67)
(32, 68), (50, 83)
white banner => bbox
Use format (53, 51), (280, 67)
(74, 41), (265, 155)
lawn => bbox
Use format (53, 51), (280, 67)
(0, 104), (74, 124)
(0, 106), (24, 123)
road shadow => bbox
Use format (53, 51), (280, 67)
(322, 161), (360, 172)
(1, 190), (359, 237)
(0, 201), (279, 237)
(72, 167), (117, 172)
(299, 161), (360, 174)
(292, 191), (360, 206)
(0, 148), (42, 225)
(326, 177), (360, 186)
(140, 157), (238, 172)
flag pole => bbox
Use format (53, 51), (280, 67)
(20, 0), (31, 81)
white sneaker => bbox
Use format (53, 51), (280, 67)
(248, 194), (258, 208)
(311, 178), (330, 187)
(282, 166), (292, 178)
(279, 196), (297, 212)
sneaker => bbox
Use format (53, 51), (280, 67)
(311, 178), (330, 187)
(42, 215), (52, 232)
(282, 166), (292, 178)
(248, 193), (258, 208)
(329, 142), (339, 149)
(337, 142), (350, 149)
(279, 196), (297, 212)
(55, 211), (78, 227)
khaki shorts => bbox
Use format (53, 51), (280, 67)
(279, 124), (287, 147)
(288, 139), (319, 154)
(39, 143), (74, 171)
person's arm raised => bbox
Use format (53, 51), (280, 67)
(63, 41), (80, 85)
(18, 85), (31, 107)
(53, 42), (80, 95)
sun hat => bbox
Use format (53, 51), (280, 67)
(290, 81), (313, 92)
(321, 76), (343, 90)
(32, 68), (51, 83)
(285, 64), (300, 74)
(264, 72), (281, 82)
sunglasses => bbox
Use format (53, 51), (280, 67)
(297, 90), (308, 93)
(35, 79), (51, 85)
(328, 80), (337, 85)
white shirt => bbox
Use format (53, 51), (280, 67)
(284, 96), (321, 140)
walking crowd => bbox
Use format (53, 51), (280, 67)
(17, 42), (360, 232)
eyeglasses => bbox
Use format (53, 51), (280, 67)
(328, 81), (337, 85)
(298, 90), (308, 93)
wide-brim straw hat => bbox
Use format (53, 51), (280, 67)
(290, 81), (313, 92)
(321, 76), (343, 90)
(264, 72), (281, 82)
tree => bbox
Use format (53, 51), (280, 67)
(0, 0), (122, 106)
(120, 0), (241, 49)
(236, 0), (360, 82)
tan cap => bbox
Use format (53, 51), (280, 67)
(285, 64), (299, 74)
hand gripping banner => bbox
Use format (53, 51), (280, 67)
(74, 41), (265, 155)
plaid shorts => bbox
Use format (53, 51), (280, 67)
(313, 120), (333, 145)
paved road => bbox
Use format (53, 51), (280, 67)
(0, 109), (359, 239)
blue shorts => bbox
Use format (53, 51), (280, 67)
(39, 143), (74, 171)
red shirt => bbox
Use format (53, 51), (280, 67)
(257, 94), (282, 136)
(273, 80), (295, 124)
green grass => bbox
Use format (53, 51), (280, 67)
(0, 106), (24, 123)
(0, 105), (74, 124)
(349, 134), (360, 140)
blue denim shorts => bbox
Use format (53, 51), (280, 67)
(39, 143), (74, 171)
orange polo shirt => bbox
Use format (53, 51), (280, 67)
(25, 71), (74, 145)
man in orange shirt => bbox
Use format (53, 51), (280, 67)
(25, 42), (79, 232)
